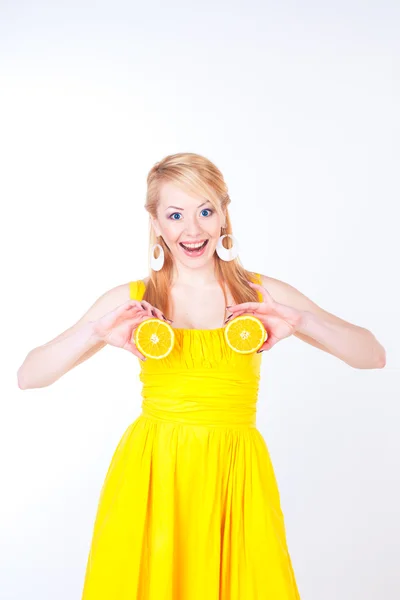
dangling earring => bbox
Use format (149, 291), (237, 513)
(216, 230), (240, 261)
(150, 242), (164, 271)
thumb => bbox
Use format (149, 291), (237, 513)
(124, 340), (146, 361)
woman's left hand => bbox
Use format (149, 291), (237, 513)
(225, 281), (305, 352)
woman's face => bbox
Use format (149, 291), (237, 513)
(151, 181), (224, 268)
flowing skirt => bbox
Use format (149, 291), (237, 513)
(81, 413), (300, 599)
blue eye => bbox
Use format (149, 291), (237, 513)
(168, 209), (214, 220)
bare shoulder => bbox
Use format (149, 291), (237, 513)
(259, 272), (318, 306)
(258, 274), (290, 302)
(259, 272), (323, 311)
(113, 276), (150, 301)
(41, 281), (132, 348)
(260, 273), (285, 302)
(259, 272), (352, 327)
(122, 276), (150, 297)
(90, 281), (132, 307)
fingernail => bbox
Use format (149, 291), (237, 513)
(226, 305), (232, 309)
(256, 349), (264, 353)
(161, 314), (173, 323)
(151, 309), (156, 317)
(224, 314), (233, 323)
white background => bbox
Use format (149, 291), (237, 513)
(1, 1), (399, 598)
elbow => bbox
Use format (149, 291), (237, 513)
(377, 349), (386, 369)
(374, 336), (387, 369)
(366, 332), (387, 369)
(17, 377), (26, 390)
(17, 364), (33, 390)
(364, 349), (386, 370)
(17, 367), (56, 390)
(349, 347), (386, 370)
(17, 369), (28, 390)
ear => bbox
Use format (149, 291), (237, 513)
(150, 217), (162, 238)
(217, 209), (225, 230)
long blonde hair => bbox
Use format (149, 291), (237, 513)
(142, 152), (260, 318)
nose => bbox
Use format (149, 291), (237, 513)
(183, 215), (204, 236)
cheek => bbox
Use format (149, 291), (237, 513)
(162, 221), (181, 242)
(209, 221), (222, 239)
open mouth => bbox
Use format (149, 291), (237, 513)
(179, 240), (209, 255)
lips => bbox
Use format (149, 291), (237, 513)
(178, 239), (209, 257)
(179, 240), (208, 252)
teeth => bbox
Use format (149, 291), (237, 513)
(181, 241), (206, 249)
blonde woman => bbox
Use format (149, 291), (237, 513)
(18, 152), (386, 599)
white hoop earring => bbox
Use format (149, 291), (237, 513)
(216, 234), (240, 261)
(150, 243), (164, 271)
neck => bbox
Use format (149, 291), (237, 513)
(171, 259), (219, 287)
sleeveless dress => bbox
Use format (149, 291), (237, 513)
(81, 273), (301, 599)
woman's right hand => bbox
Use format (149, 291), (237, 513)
(92, 299), (170, 361)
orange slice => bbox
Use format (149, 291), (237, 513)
(134, 318), (175, 359)
(224, 314), (267, 354)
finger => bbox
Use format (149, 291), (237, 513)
(118, 307), (148, 325)
(124, 339), (147, 361)
(138, 300), (173, 323)
(116, 300), (146, 318)
(131, 348), (147, 361)
(125, 300), (145, 309)
(152, 307), (173, 323)
(98, 304), (144, 332)
(126, 306), (147, 318)
(259, 334), (279, 352)
(227, 301), (263, 313)
(139, 300), (155, 318)
(147, 305), (165, 320)
(247, 281), (274, 302)
(224, 309), (256, 324)
(224, 309), (258, 322)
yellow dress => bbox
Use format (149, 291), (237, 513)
(81, 274), (301, 599)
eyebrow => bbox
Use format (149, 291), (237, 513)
(165, 201), (211, 211)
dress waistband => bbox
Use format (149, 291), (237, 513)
(141, 396), (257, 428)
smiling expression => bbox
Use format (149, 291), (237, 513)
(151, 181), (225, 267)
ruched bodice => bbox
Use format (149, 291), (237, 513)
(130, 278), (264, 428)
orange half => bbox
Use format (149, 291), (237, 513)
(224, 314), (267, 354)
(134, 318), (175, 359)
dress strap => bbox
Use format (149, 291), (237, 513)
(129, 280), (146, 301)
(251, 272), (264, 302)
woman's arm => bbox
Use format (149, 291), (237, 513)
(261, 275), (386, 369)
(17, 283), (130, 390)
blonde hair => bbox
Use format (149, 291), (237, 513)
(142, 152), (259, 318)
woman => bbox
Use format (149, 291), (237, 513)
(17, 152), (386, 599)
